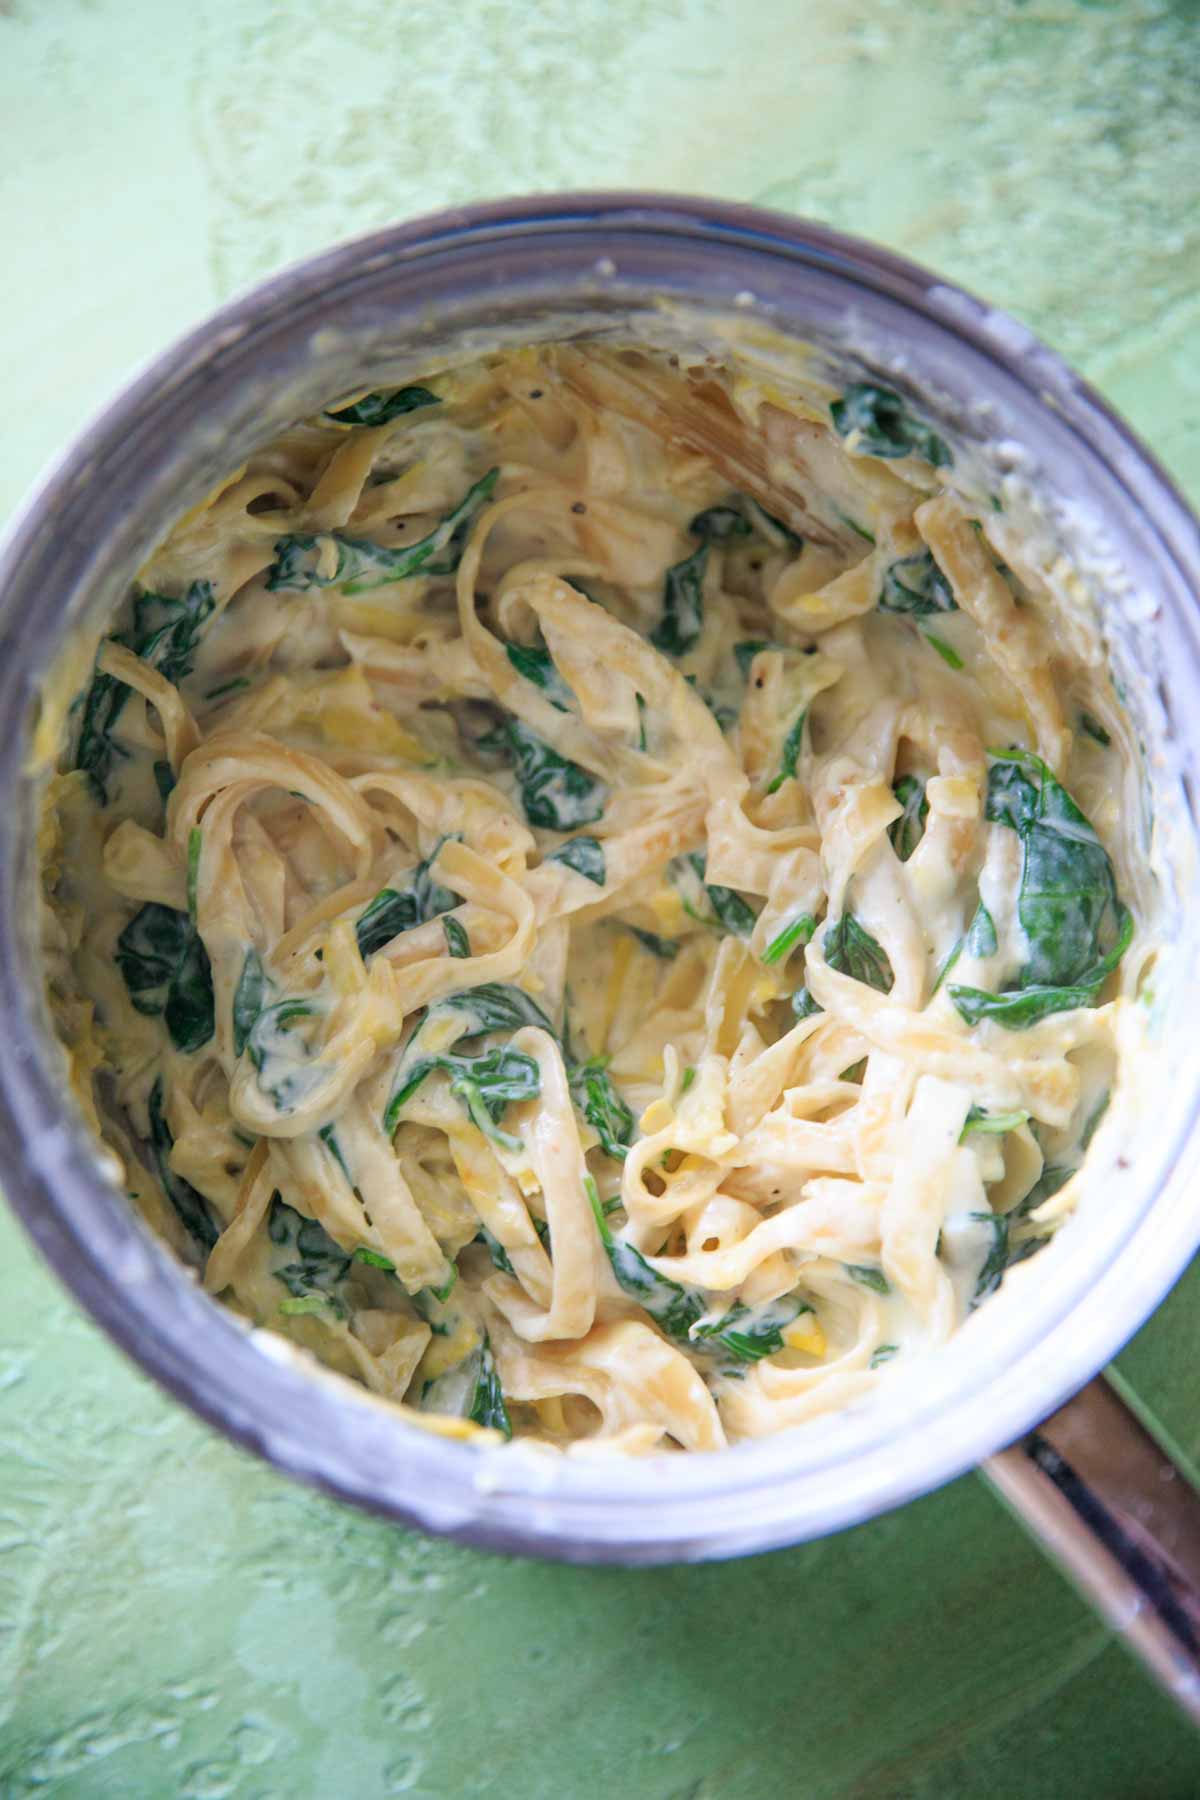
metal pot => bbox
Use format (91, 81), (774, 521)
(3, 196), (1199, 1715)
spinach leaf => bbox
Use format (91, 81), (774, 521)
(352, 1246), (396, 1270)
(933, 899), (997, 994)
(924, 630), (964, 670)
(1079, 710), (1111, 748)
(318, 1122), (353, 1182)
(845, 1264), (891, 1295)
(689, 504), (751, 541)
(693, 1292), (810, 1362)
(766, 707), (807, 795)
(147, 1077), (220, 1254)
(116, 903), (214, 1053)
(889, 775), (929, 862)
(734, 640), (772, 679)
(268, 1193), (351, 1316)
(232, 948), (266, 1058)
(384, 1044), (541, 1144)
(545, 835), (606, 886)
(324, 385), (439, 427)
(650, 545), (708, 656)
(186, 827), (202, 921)
(588, 1179), (707, 1340)
(949, 751), (1131, 1029)
(879, 552), (956, 617)
(420, 1336), (512, 1438)
(569, 1059), (635, 1161)
(690, 497), (802, 550)
(825, 912), (894, 993)
(1016, 1163), (1073, 1216)
(831, 384), (951, 468)
(356, 841), (461, 957)
(437, 982), (556, 1036)
(623, 925), (679, 960)
(961, 1105), (1030, 1140)
(505, 640), (574, 711)
(497, 717), (607, 832)
(968, 1209), (1050, 1310)
(443, 917), (471, 958)
(762, 912), (816, 966)
(791, 986), (822, 1021)
(670, 852), (757, 937)
(76, 581), (217, 801)
(267, 468), (498, 594)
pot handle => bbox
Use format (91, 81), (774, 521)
(984, 1371), (1200, 1724)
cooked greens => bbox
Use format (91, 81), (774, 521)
(76, 581), (216, 801)
(651, 544), (708, 657)
(949, 751), (1131, 1029)
(670, 852), (757, 937)
(831, 383), (951, 468)
(116, 903), (214, 1053)
(324, 385), (439, 427)
(889, 775), (929, 862)
(545, 835), (606, 886)
(267, 467), (498, 593)
(824, 912), (895, 994)
(147, 1078), (220, 1254)
(879, 552), (956, 617)
(384, 1043), (541, 1145)
(569, 1058), (635, 1161)
(356, 842), (461, 958)
(490, 717), (607, 832)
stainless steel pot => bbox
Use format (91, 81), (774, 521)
(3, 196), (1200, 1716)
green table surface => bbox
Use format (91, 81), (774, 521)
(3, 2), (1200, 1793)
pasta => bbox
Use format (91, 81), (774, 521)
(38, 342), (1147, 1454)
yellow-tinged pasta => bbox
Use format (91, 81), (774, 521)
(37, 340), (1146, 1453)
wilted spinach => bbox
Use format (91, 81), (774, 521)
(443, 917), (471, 958)
(356, 841), (461, 958)
(766, 707), (808, 795)
(670, 852), (757, 937)
(268, 1192), (352, 1316)
(147, 1078), (220, 1254)
(831, 384), (951, 468)
(383, 1043), (541, 1144)
(879, 551), (956, 617)
(488, 716), (607, 832)
(968, 1209), (1050, 1309)
(845, 1264), (891, 1295)
(232, 948), (266, 1058)
(420, 1335), (512, 1438)
(324, 385), (439, 427)
(505, 640), (575, 711)
(889, 775), (929, 862)
(267, 467), (498, 593)
(545, 835), (606, 886)
(588, 1179), (707, 1340)
(116, 903), (214, 1053)
(825, 912), (894, 993)
(949, 750), (1131, 1030)
(651, 544), (708, 656)
(624, 925), (680, 960)
(693, 1293), (810, 1361)
(762, 912), (816, 967)
(569, 1058), (634, 1161)
(76, 580), (217, 801)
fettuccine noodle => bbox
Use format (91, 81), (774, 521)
(39, 343), (1147, 1452)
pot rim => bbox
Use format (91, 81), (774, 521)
(3, 191), (1200, 1562)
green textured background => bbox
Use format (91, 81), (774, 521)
(2, 2), (1200, 1793)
